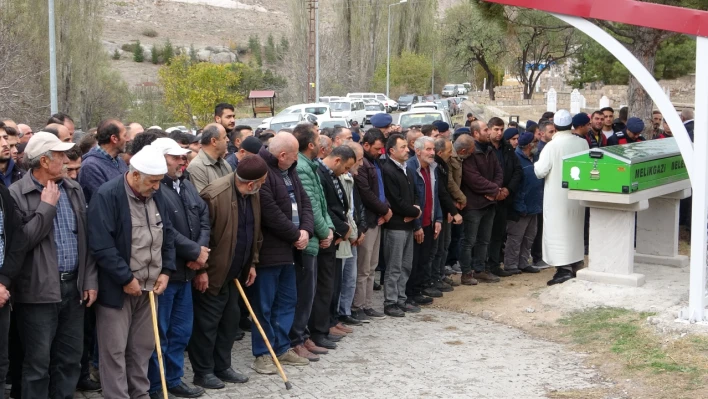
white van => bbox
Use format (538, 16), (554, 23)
(329, 99), (366, 126)
(346, 92), (398, 112)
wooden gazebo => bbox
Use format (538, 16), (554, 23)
(248, 90), (276, 118)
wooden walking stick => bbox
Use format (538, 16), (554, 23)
(234, 279), (293, 390)
(149, 291), (169, 399)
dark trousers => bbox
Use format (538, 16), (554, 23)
(460, 206), (496, 274)
(248, 265), (296, 357)
(377, 245), (386, 285)
(289, 254), (317, 347)
(486, 203), (508, 268)
(309, 247), (336, 338)
(531, 213), (543, 263)
(8, 307), (22, 398)
(188, 281), (240, 375)
(16, 281), (84, 399)
(406, 225), (435, 297)
(430, 220), (451, 280)
(329, 259), (343, 327)
(445, 223), (463, 266)
(78, 307), (96, 383)
(148, 281), (193, 393)
(0, 304), (10, 398)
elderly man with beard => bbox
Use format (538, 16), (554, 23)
(145, 138), (210, 398)
(88, 145), (176, 398)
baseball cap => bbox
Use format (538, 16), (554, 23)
(25, 132), (75, 159)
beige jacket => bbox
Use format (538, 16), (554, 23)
(187, 150), (233, 193)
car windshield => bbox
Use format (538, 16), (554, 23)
(443, 85), (455, 90)
(319, 120), (348, 129)
(270, 120), (298, 131)
(304, 107), (328, 115)
(399, 113), (443, 128)
(376, 95), (386, 101)
(398, 95), (414, 102)
(330, 102), (351, 111)
(366, 104), (383, 111)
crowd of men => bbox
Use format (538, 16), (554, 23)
(0, 101), (693, 399)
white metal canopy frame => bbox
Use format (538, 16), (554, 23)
(482, 0), (708, 321)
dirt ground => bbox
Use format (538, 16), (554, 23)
(430, 245), (708, 399)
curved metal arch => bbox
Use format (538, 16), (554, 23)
(550, 13), (695, 180)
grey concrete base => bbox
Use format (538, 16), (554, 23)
(576, 269), (646, 287)
(634, 253), (689, 268)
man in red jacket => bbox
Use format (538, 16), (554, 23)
(458, 121), (504, 286)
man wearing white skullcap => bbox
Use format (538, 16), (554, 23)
(534, 110), (589, 286)
(87, 144), (177, 398)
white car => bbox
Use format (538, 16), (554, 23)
(318, 118), (351, 129)
(329, 99), (367, 126)
(347, 92), (398, 112)
(269, 113), (318, 132)
(318, 96), (345, 103)
(455, 84), (468, 95)
(442, 84), (457, 97)
(398, 109), (451, 129)
(258, 103), (331, 129)
(363, 101), (386, 123)
(411, 102), (439, 110)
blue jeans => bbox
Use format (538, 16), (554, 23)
(248, 265), (297, 358)
(338, 247), (357, 316)
(148, 281), (193, 393)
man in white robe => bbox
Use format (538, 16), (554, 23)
(534, 110), (589, 285)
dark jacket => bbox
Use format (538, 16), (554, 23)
(0, 159), (24, 188)
(587, 129), (608, 148)
(354, 153), (390, 229)
(10, 173), (98, 304)
(493, 139), (522, 207)
(0, 184), (27, 288)
(257, 147), (314, 267)
(381, 158), (419, 231)
(461, 141), (504, 210)
(684, 120), (695, 142)
(87, 175), (176, 309)
(406, 156), (443, 230)
(352, 184), (368, 235)
(78, 146), (128, 204)
(607, 131), (646, 146)
(199, 173), (262, 295)
(434, 155), (459, 217)
(510, 148), (544, 220)
(317, 161), (350, 239)
(160, 176), (210, 282)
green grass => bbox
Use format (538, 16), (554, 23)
(470, 296), (488, 303)
(559, 307), (703, 376)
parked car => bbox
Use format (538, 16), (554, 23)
(455, 84), (468, 95)
(347, 92), (398, 112)
(397, 94), (418, 112)
(442, 84), (457, 97)
(411, 102), (439, 110)
(434, 100), (450, 113)
(258, 103), (331, 129)
(269, 113), (318, 132)
(329, 99), (367, 126)
(364, 101), (386, 123)
(318, 96), (345, 103)
(398, 109), (452, 129)
(318, 118), (351, 129)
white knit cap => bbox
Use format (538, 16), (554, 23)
(130, 145), (168, 175)
(554, 109), (572, 127)
(151, 137), (191, 156)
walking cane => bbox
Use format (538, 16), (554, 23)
(234, 279), (293, 390)
(148, 291), (169, 399)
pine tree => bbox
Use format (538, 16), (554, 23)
(264, 34), (277, 65)
(162, 39), (174, 64)
(189, 44), (198, 63)
(151, 45), (159, 64)
(112, 49), (120, 60)
(248, 35), (262, 67)
(133, 40), (144, 63)
(278, 35), (289, 60)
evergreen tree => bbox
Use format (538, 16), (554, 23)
(133, 40), (144, 63)
(189, 44), (198, 63)
(162, 39), (174, 64)
(264, 34), (277, 64)
(151, 45), (159, 64)
(248, 35), (262, 67)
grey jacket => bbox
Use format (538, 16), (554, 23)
(9, 173), (98, 304)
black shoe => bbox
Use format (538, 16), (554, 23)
(214, 368), (248, 384)
(547, 269), (574, 286)
(326, 333), (342, 342)
(234, 330), (245, 341)
(373, 282), (382, 291)
(77, 377), (102, 392)
(150, 390), (176, 399)
(421, 287), (442, 298)
(363, 308), (386, 319)
(384, 304), (405, 317)
(169, 381), (205, 398)
(520, 266), (540, 273)
(311, 336), (337, 349)
(352, 309), (371, 323)
(400, 301), (421, 313)
(239, 317), (252, 332)
(490, 266), (515, 277)
(339, 315), (363, 326)
(433, 280), (454, 292)
(412, 295), (433, 305)
(193, 374), (225, 390)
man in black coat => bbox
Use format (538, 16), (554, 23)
(310, 145), (356, 349)
(486, 119), (522, 277)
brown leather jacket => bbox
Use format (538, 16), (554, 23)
(199, 173), (262, 296)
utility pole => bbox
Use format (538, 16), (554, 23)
(315, 0), (320, 102)
(48, 0), (58, 114)
(307, 0), (317, 103)
(387, 0), (407, 98)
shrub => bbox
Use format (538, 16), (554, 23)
(142, 28), (158, 38)
(112, 49), (121, 60)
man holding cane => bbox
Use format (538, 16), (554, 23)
(88, 145), (176, 399)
